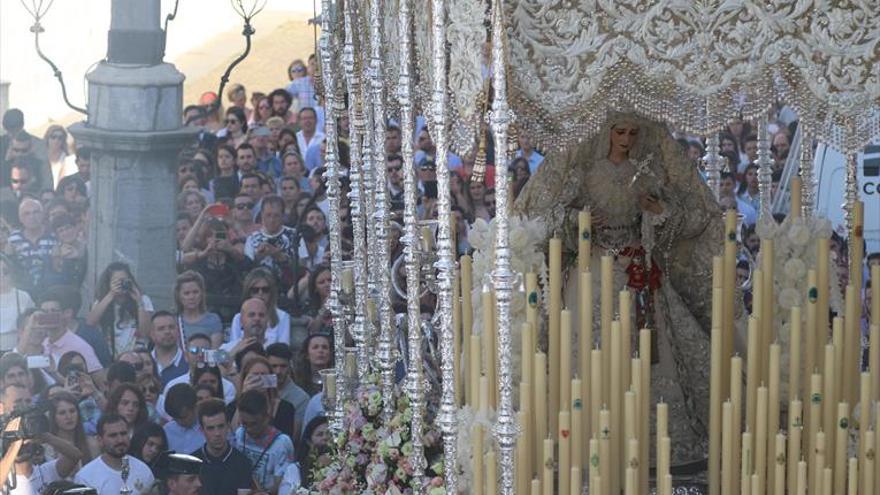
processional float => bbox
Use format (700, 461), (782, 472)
(312, 1), (880, 494)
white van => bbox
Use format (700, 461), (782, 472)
(814, 142), (880, 254)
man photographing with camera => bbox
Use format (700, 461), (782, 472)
(1, 383), (83, 495)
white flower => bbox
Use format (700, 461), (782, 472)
(778, 287), (801, 310)
(468, 218), (492, 251)
(509, 227), (529, 252)
(786, 223), (811, 247)
(783, 258), (807, 281)
(756, 218), (779, 239)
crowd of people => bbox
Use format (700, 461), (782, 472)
(0, 47), (875, 495)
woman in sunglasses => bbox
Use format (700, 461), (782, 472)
(218, 107), (248, 148)
(228, 268), (291, 347)
(44, 124), (74, 189)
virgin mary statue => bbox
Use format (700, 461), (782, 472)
(515, 112), (725, 470)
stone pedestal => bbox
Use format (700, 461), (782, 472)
(68, 0), (198, 311)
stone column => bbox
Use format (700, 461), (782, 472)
(69, 0), (198, 311)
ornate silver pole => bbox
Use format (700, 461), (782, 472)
(488, 0), (518, 493)
(359, 16), (379, 366)
(343, 0), (370, 378)
(704, 133), (722, 201)
(369, 0), (396, 421)
(429, 0), (459, 490)
(798, 130), (815, 218)
(319, 0), (345, 436)
(756, 114), (774, 222)
(844, 150), (859, 264)
(398, 0), (427, 488)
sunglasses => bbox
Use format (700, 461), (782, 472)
(226, 119), (240, 124)
(291, 66), (306, 73)
(235, 203), (254, 210)
(387, 166), (402, 173)
(250, 286), (271, 294)
(188, 346), (206, 354)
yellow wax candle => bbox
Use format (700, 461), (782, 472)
(638, 328), (651, 495)
(814, 431), (826, 494)
(858, 372), (870, 492)
(341, 268), (354, 293)
(630, 358), (641, 443)
(542, 437), (553, 495)
(797, 460), (807, 495)
(834, 402), (849, 495)
(657, 401), (669, 441)
(453, 269), (462, 405)
(570, 466), (582, 495)
(816, 238), (830, 342)
(533, 352), (547, 474)
(872, 265), (880, 328)
(324, 372), (336, 399)
(710, 288), (723, 495)
(344, 351), (357, 379)
(790, 176), (802, 218)
(600, 256), (613, 403)
(663, 475), (673, 495)
(807, 373), (822, 482)
(570, 378), (584, 470)
(462, 256), (473, 404)
(590, 348), (602, 439)
(789, 306), (802, 403)
(472, 424), (484, 495)
(599, 408), (611, 495)
(470, 335), (481, 408)
(624, 453), (637, 494)
(522, 322), (533, 387)
(730, 355), (743, 495)
(871, 324), (880, 403)
(767, 343), (781, 490)
(588, 438), (599, 493)
(723, 211), (737, 394)
(624, 390), (636, 445)
(756, 386), (769, 495)
(752, 474), (761, 495)
(773, 432), (786, 495)
(520, 383), (532, 482)
(549, 238), (563, 435)
(560, 309), (573, 411)
(862, 431), (874, 495)
(610, 320), (623, 495)
(485, 450), (497, 495)
(659, 436), (671, 495)
(517, 411), (529, 494)
(722, 401), (733, 495)
(876, 408), (880, 495)
(481, 289), (497, 409)
(479, 375), (489, 415)
(787, 400), (803, 495)
(822, 467), (833, 495)
(578, 270), (593, 443)
(741, 431), (753, 495)
(847, 457), (859, 495)
(760, 240), (775, 382)
(851, 201), (864, 290)
(844, 286), (860, 406)
(806, 269), (818, 379)
(530, 478), (540, 495)
(746, 315), (761, 436)
(559, 411), (571, 495)
(619, 290), (632, 401)
(824, 342), (837, 466)
(526, 272), (539, 337)
(578, 209), (592, 273)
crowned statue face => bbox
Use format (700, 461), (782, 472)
(609, 122), (640, 161)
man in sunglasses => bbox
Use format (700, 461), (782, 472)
(158, 333), (238, 420)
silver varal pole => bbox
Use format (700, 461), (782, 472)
(488, 0), (518, 492)
(429, 0), (459, 490)
(319, 0), (345, 435)
(798, 130), (815, 218)
(704, 133), (722, 201)
(756, 114), (774, 222)
(369, 0), (395, 421)
(342, 0), (370, 378)
(398, 0), (427, 488)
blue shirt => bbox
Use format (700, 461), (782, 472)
(164, 420), (206, 455)
(152, 348), (189, 388)
(258, 155), (283, 178)
(515, 149), (545, 174)
(73, 319), (113, 367)
(233, 426), (295, 490)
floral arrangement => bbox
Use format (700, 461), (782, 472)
(299, 374), (446, 495)
(755, 215), (841, 397)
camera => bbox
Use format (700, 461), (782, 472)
(120, 279), (132, 292)
(259, 374), (278, 389)
(200, 349), (230, 366)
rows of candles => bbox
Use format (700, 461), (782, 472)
(453, 196), (880, 494)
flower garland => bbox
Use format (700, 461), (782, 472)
(755, 215), (841, 398)
(299, 374), (445, 495)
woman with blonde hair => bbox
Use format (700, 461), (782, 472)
(174, 270), (224, 348)
(44, 124), (74, 188)
(228, 268), (291, 346)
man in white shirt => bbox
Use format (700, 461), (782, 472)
(157, 333), (237, 419)
(295, 107), (325, 170)
(75, 413), (155, 494)
(39, 288), (102, 373)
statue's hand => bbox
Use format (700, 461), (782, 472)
(638, 193), (664, 215)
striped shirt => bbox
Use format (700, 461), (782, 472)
(7, 230), (57, 289)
